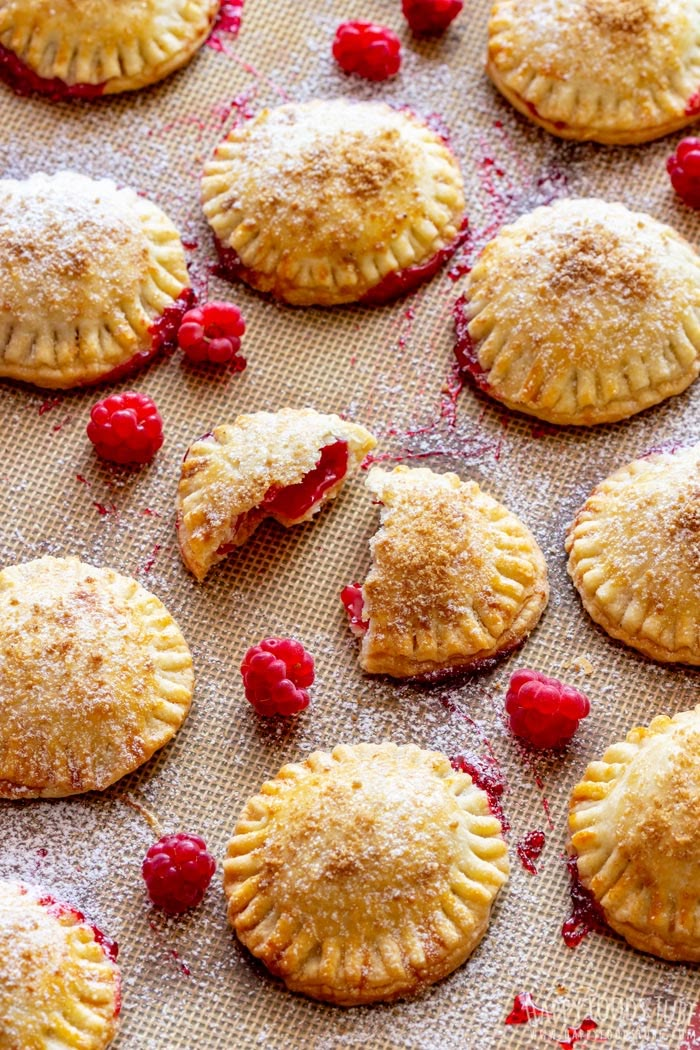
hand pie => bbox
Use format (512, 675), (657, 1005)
(487, 0), (700, 144)
(0, 171), (192, 389)
(568, 707), (700, 962)
(176, 408), (376, 580)
(223, 742), (509, 1005)
(341, 465), (548, 679)
(201, 99), (465, 306)
(456, 199), (700, 425)
(0, 0), (219, 97)
(0, 556), (194, 797)
(566, 444), (700, 664)
(0, 880), (121, 1048)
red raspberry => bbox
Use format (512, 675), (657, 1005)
(667, 138), (700, 208)
(177, 300), (247, 370)
(241, 637), (314, 716)
(142, 833), (216, 915)
(332, 21), (401, 81)
(87, 391), (164, 465)
(402, 0), (463, 35)
(505, 668), (590, 749)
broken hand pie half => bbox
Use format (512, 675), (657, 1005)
(0, 556), (193, 798)
(0, 880), (121, 1049)
(0, 0), (219, 97)
(566, 443), (700, 664)
(488, 0), (700, 144)
(176, 408), (376, 580)
(341, 466), (548, 679)
(0, 172), (192, 389)
(455, 198), (700, 425)
(201, 99), (465, 305)
(569, 706), (700, 962)
(224, 742), (509, 1005)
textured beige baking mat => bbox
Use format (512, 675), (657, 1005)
(0, 0), (698, 1047)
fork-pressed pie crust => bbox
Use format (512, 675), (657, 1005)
(0, 0), (219, 95)
(458, 199), (700, 425)
(0, 556), (194, 798)
(223, 742), (509, 1005)
(487, 0), (700, 144)
(569, 707), (700, 961)
(201, 99), (465, 305)
(566, 444), (700, 664)
(0, 880), (121, 1049)
(351, 466), (548, 679)
(176, 408), (376, 580)
(0, 172), (191, 389)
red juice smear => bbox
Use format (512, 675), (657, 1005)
(516, 829), (546, 874)
(453, 295), (490, 391)
(148, 919), (192, 977)
(0, 44), (105, 99)
(504, 992), (552, 1025)
(559, 1018), (603, 1049)
(680, 1002), (700, 1050)
(94, 502), (118, 516)
(359, 221), (469, 304)
(562, 856), (608, 947)
(38, 398), (61, 415)
(450, 752), (510, 833)
(76, 474), (90, 486)
(142, 544), (162, 573)
(207, 0), (245, 50)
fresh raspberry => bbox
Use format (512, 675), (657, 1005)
(240, 637), (314, 716)
(402, 0), (463, 35)
(87, 391), (164, 465)
(177, 300), (247, 370)
(667, 138), (700, 208)
(142, 833), (216, 915)
(332, 21), (401, 81)
(505, 668), (590, 749)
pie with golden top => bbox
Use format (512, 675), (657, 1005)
(456, 199), (700, 425)
(0, 880), (121, 1048)
(342, 465), (548, 679)
(0, 556), (194, 797)
(0, 0), (219, 97)
(487, 0), (700, 143)
(223, 742), (509, 1005)
(0, 171), (191, 389)
(566, 444), (700, 664)
(569, 706), (700, 961)
(176, 408), (376, 581)
(201, 99), (465, 306)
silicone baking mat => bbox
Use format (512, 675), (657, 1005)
(0, 1), (698, 1047)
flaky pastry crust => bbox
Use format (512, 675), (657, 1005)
(176, 408), (376, 580)
(0, 0), (219, 94)
(461, 199), (700, 425)
(568, 707), (700, 961)
(0, 556), (193, 797)
(201, 99), (465, 305)
(223, 742), (509, 1005)
(0, 880), (121, 1049)
(352, 466), (548, 679)
(0, 172), (190, 389)
(487, 0), (700, 144)
(566, 444), (700, 663)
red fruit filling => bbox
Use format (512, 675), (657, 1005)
(453, 294), (491, 390)
(504, 992), (552, 1025)
(667, 137), (700, 208)
(0, 44), (106, 99)
(340, 583), (369, 634)
(178, 299), (247, 369)
(332, 21), (401, 81)
(402, 0), (463, 36)
(261, 440), (348, 519)
(505, 668), (590, 749)
(240, 637), (315, 716)
(450, 753), (510, 832)
(142, 833), (216, 915)
(87, 391), (164, 465)
(562, 855), (608, 947)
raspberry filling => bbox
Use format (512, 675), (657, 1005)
(0, 44), (106, 99)
(453, 294), (491, 391)
(340, 583), (369, 634)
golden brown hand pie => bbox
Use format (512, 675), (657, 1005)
(487, 0), (700, 144)
(569, 706), (700, 962)
(0, 0), (219, 97)
(456, 199), (700, 425)
(223, 742), (509, 1005)
(201, 99), (465, 306)
(176, 408), (376, 580)
(0, 880), (121, 1049)
(342, 465), (548, 679)
(0, 556), (194, 798)
(0, 171), (191, 389)
(566, 443), (700, 664)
